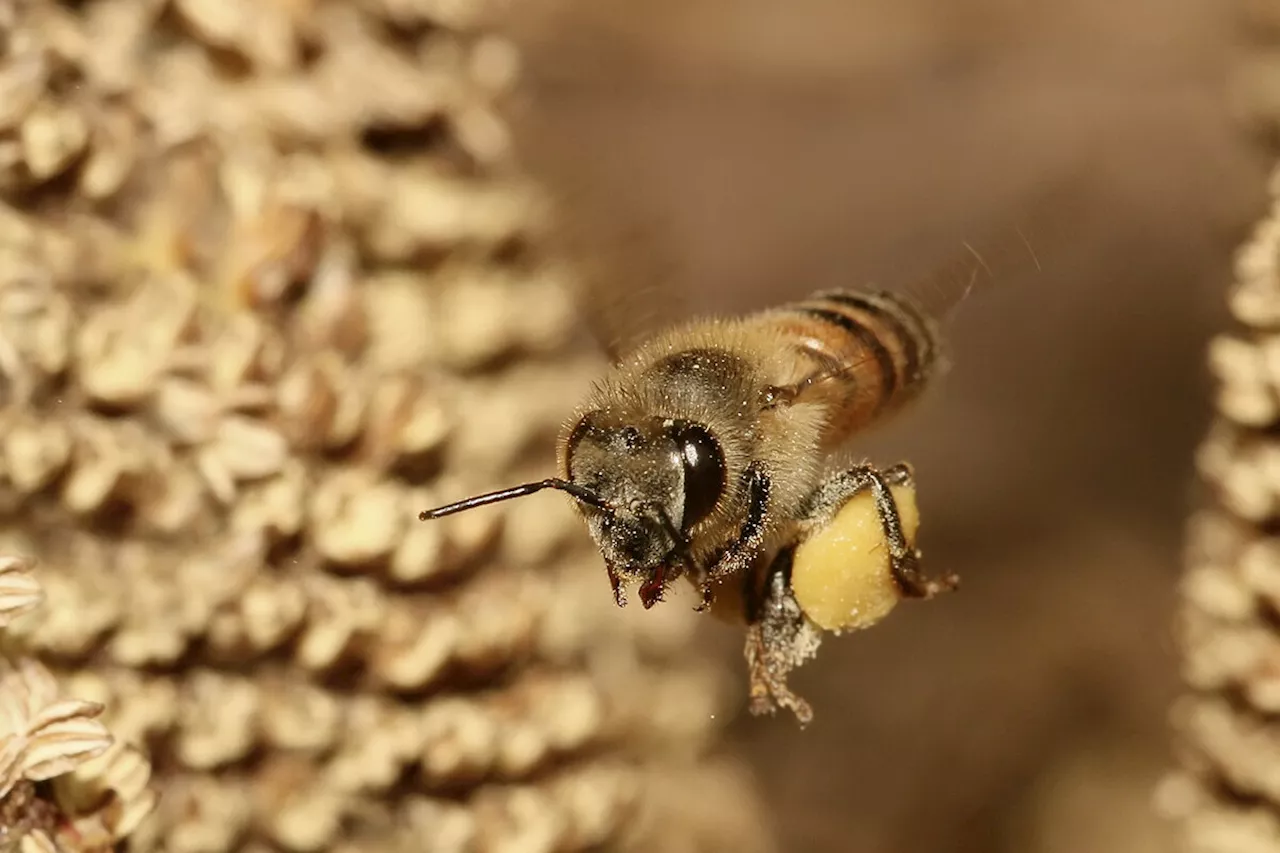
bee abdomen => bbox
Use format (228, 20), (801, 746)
(769, 290), (941, 439)
(813, 289), (937, 386)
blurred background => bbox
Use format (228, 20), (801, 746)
(500, 0), (1270, 850)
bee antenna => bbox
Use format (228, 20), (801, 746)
(418, 478), (612, 520)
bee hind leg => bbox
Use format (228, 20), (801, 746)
(806, 462), (959, 599)
(743, 550), (821, 726)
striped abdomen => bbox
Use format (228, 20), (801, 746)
(762, 289), (942, 447)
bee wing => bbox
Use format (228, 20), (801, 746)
(547, 203), (692, 363)
(519, 127), (692, 363)
(893, 171), (1083, 323)
(802, 172), (1082, 405)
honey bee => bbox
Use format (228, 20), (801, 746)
(418, 208), (1045, 724)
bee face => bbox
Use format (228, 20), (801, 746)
(564, 409), (726, 596)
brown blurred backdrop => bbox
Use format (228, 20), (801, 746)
(498, 1), (1269, 851)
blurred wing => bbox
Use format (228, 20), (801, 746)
(546, 202), (692, 362)
(513, 103), (692, 363)
(891, 170), (1082, 324)
(801, 170), (1084, 402)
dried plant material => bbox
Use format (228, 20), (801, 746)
(0, 279), (72, 402)
(1171, 135), (1280, 845)
(79, 106), (140, 200)
(0, 0), (769, 848)
(295, 575), (385, 673)
(361, 274), (436, 372)
(173, 0), (303, 73)
(0, 556), (43, 628)
(14, 543), (123, 660)
(0, 658), (113, 788)
(175, 670), (261, 770)
(257, 677), (341, 754)
(310, 469), (405, 568)
(54, 742), (159, 842)
(1158, 773), (1280, 853)
(0, 46), (48, 131)
(261, 771), (347, 852)
(1208, 334), (1280, 426)
(222, 199), (326, 311)
(20, 101), (89, 182)
(3, 416), (72, 496)
(0, 559), (157, 850)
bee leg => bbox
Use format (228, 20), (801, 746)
(807, 463), (959, 599)
(694, 580), (716, 612)
(706, 464), (772, 583)
(743, 550), (820, 726)
(686, 561), (715, 612)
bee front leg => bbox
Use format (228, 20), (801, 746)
(700, 465), (771, 607)
(806, 462), (958, 599)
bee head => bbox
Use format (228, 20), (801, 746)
(416, 409), (725, 610)
(561, 410), (726, 607)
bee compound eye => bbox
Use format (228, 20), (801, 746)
(671, 422), (725, 528)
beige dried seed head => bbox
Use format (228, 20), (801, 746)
(204, 314), (286, 396)
(1181, 564), (1254, 621)
(54, 741), (158, 842)
(361, 274), (435, 372)
(79, 106), (140, 200)
(0, 556), (42, 628)
(294, 244), (368, 357)
(212, 415), (290, 483)
(0, 44), (48, 131)
(295, 574), (386, 673)
(229, 462), (308, 544)
(20, 100), (88, 182)
(0, 658), (114, 793)
(1209, 334), (1279, 426)
(360, 375), (451, 473)
(154, 773), (254, 853)
(137, 459), (208, 535)
(386, 519), (447, 586)
(1232, 198), (1280, 327)
(77, 669), (177, 749)
(18, 830), (57, 853)
(175, 670), (260, 770)
(14, 551), (121, 659)
(173, 0), (302, 72)
(260, 767), (347, 852)
(309, 470), (405, 569)
(153, 378), (221, 446)
(3, 416), (72, 496)
(0, 281), (72, 388)
(222, 199), (326, 310)
(257, 678), (341, 753)
(74, 311), (165, 409)
(0, 732), (27, 804)
(369, 600), (458, 691)
(206, 572), (309, 657)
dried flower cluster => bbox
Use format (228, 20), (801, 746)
(1158, 164), (1280, 851)
(0, 1), (768, 851)
(0, 555), (156, 853)
(1157, 9), (1280, 848)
